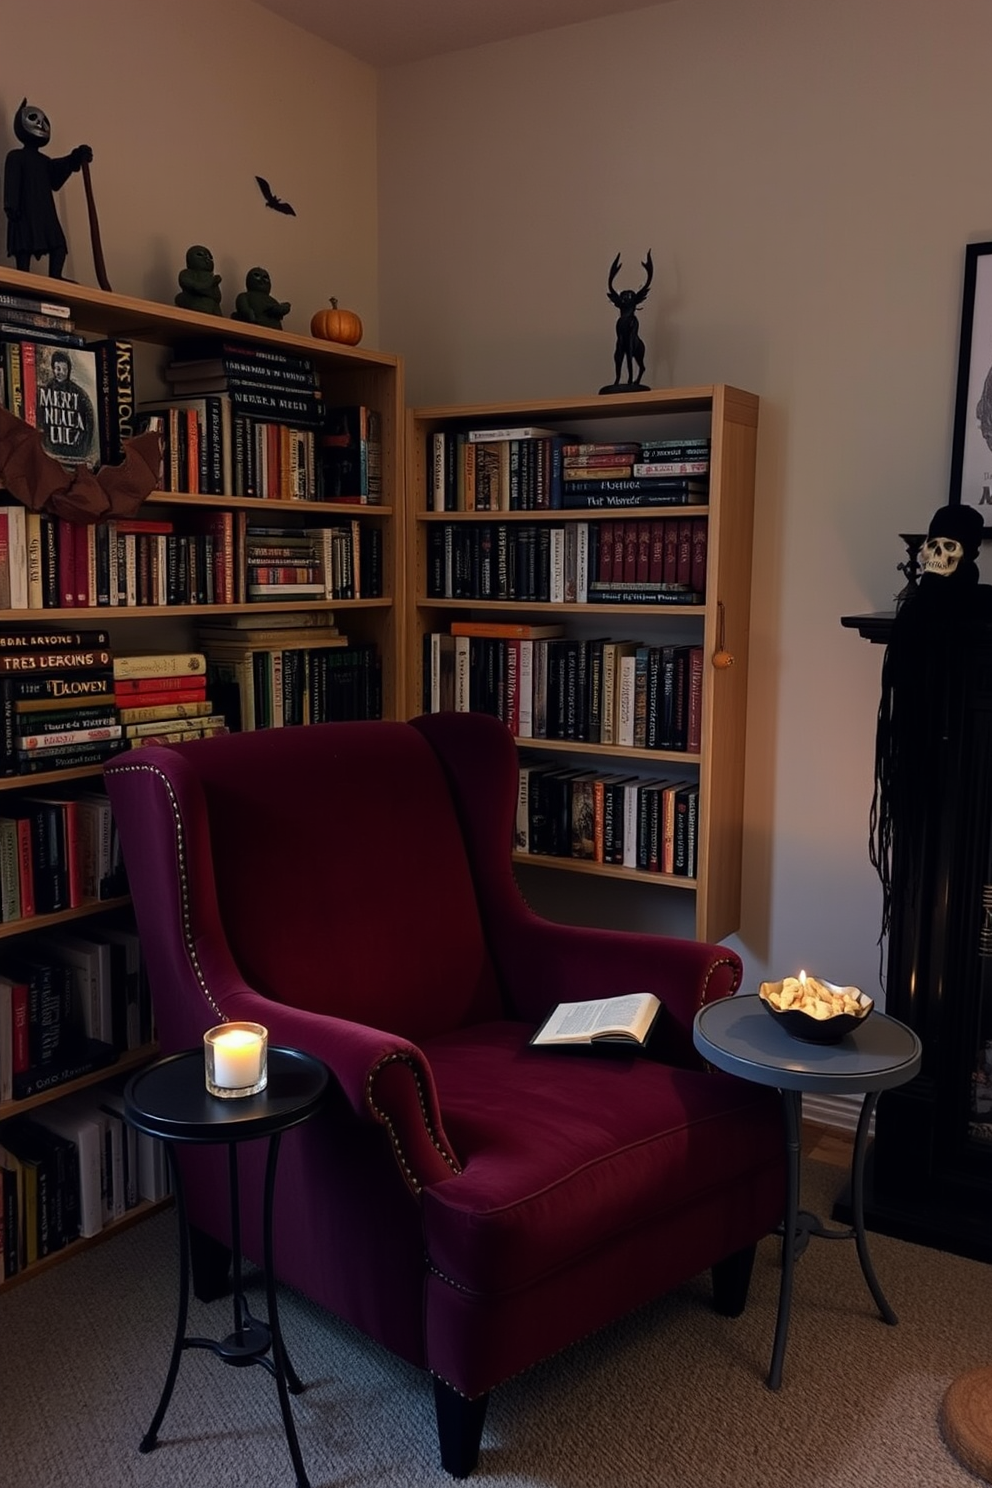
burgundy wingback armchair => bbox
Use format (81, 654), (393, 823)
(104, 713), (784, 1476)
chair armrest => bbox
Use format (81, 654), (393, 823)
(410, 711), (743, 1049)
(223, 990), (463, 1192)
(496, 918), (741, 1041)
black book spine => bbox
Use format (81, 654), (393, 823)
(40, 518), (58, 608)
(92, 338), (135, 467)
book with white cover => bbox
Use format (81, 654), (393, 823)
(530, 992), (662, 1048)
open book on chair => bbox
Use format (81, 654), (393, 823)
(530, 992), (662, 1049)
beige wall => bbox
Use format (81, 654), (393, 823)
(5, 0), (985, 997)
(378, 0), (992, 995)
(2, 0), (379, 344)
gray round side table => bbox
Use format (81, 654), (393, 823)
(692, 994), (921, 1390)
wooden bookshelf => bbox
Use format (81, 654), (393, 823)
(0, 263), (406, 1287)
(406, 387), (757, 943)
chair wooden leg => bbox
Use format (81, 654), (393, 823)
(432, 1377), (489, 1478)
(189, 1224), (232, 1302)
(711, 1242), (756, 1317)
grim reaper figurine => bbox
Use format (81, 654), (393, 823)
(3, 99), (92, 279)
(870, 502), (992, 943)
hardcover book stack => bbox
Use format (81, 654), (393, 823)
(426, 514), (707, 605)
(0, 625), (124, 777)
(423, 624), (703, 752)
(516, 754), (699, 878)
(144, 338), (328, 501)
(113, 652), (226, 749)
(199, 615), (381, 731)
(428, 429), (710, 512)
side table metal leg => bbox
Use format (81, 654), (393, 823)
(768, 1089), (802, 1391)
(262, 1133), (311, 1488)
(140, 1145), (187, 1453)
(851, 1091), (898, 1325)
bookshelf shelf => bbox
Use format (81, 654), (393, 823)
(407, 385), (757, 942)
(150, 492), (394, 517)
(511, 851), (696, 889)
(0, 894), (131, 941)
(0, 264), (406, 1287)
(0, 1041), (157, 1124)
(0, 1194), (172, 1293)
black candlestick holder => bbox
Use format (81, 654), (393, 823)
(895, 532), (925, 608)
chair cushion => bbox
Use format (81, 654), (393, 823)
(420, 1021), (783, 1295)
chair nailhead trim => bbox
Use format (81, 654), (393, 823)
(107, 762), (225, 1022)
(366, 1052), (462, 1192)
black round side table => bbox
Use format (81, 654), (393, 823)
(125, 1046), (329, 1488)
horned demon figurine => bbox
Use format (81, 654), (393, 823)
(600, 249), (653, 394)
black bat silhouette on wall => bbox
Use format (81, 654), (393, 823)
(255, 176), (296, 216)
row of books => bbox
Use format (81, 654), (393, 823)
(0, 504), (383, 610)
(205, 636), (383, 731)
(0, 638), (229, 777)
(0, 788), (123, 918)
(159, 339), (382, 501)
(429, 427), (711, 512)
(0, 921), (149, 1102)
(423, 624), (704, 751)
(426, 515), (707, 605)
(0, 308), (384, 505)
(0, 1077), (169, 1279)
(516, 757), (699, 876)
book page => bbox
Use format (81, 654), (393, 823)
(534, 992), (659, 1045)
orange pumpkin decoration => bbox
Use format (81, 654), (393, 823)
(310, 297), (363, 345)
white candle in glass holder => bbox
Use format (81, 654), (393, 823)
(211, 1027), (264, 1088)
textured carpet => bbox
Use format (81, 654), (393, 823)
(0, 1160), (988, 1488)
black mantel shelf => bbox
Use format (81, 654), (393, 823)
(840, 612), (895, 644)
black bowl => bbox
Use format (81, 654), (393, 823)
(758, 980), (873, 1044)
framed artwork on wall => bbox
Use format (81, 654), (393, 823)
(949, 240), (992, 530)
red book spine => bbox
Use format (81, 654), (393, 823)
(690, 517), (708, 596)
(676, 517), (693, 587)
(20, 340), (37, 426)
(73, 522), (89, 605)
(114, 676), (208, 696)
(622, 523), (637, 582)
(11, 980), (29, 1071)
(599, 521), (614, 583)
(57, 520), (76, 607)
(114, 687), (207, 710)
(612, 524), (625, 581)
(648, 521), (664, 583)
(635, 521), (651, 583)
(63, 798), (83, 907)
(662, 519), (679, 584)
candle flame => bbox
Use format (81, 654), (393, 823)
(798, 969), (807, 985)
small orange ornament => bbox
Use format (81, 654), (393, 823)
(310, 297), (363, 345)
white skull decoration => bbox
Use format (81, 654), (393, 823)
(920, 534), (965, 578)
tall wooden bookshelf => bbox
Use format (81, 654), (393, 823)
(406, 387), (757, 944)
(0, 264), (405, 1289)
